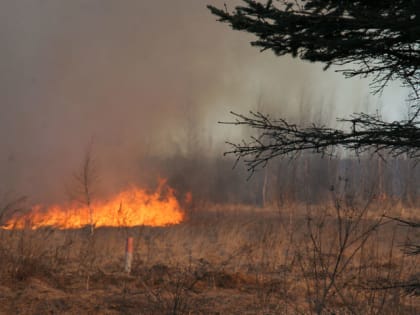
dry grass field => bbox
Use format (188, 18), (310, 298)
(1, 202), (419, 315)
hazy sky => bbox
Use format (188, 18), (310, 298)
(0, 0), (408, 202)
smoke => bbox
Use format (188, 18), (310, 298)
(0, 0), (408, 203)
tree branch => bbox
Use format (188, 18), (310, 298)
(221, 111), (420, 172)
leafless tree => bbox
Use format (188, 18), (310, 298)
(71, 146), (99, 235)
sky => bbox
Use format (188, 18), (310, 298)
(0, 0), (409, 202)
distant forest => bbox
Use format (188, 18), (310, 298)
(139, 154), (419, 207)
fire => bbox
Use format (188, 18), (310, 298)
(2, 181), (186, 230)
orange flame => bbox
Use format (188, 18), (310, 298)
(2, 180), (185, 230)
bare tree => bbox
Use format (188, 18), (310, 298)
(71, 146), (99, 235)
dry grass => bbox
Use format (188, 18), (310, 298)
(0, 202), (419, 314)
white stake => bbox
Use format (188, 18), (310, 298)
(125, 237), (134, 274)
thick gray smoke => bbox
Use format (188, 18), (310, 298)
(0, 1), (408, 203)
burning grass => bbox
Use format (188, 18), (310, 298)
(2, 180), (185, 230)
(0, 202), (419, 314)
